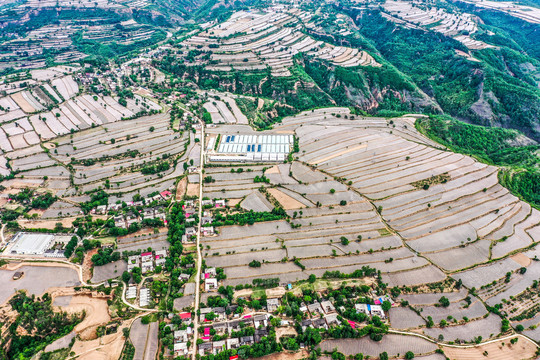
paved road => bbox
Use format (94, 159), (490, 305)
(191, 121), (205, 360)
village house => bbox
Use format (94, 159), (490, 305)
(312, 318), (328, 330)
(240, 336), (254, 346)
(325, 313), (340, 326)
(355, 303), (370, 315)
(202, 226), (215, 236)
(154, 249), (167, 266)
(253, 314), (268, 328)
(127, 255), (140, 271)
(205, 278), (218, 292)
(174, 329), (189, 342)
(212, 322), (227, 334)
(307, 301), (324, 316)
(301, 319), (312, 331)
(226, 337), (239, 350)
(212, 340), (226, 355)
(370, 304), (386, 319)
(141, 252), (154, 273)
(174, 342), (188, 356)
(198, 342), (212, 356)
(266, 298), (280, 313)
(321, 300), (336, 314)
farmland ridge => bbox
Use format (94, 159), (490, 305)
(0, 0), (539, 359)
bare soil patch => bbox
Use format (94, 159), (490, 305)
(10, 92), (35, 113)
(276, 327), (297, 341)
(311, 144), (366, 164)
(266, 165), (280, 174)
(253, 350), (308, 360)
(71, 321), (128, 360)
(63, 295), (111, 340)
(83, 248), (99, 282)
(228, 198), (242, 207)
(176, 177), (188, 200)
(511, 253), (531, 267)
(186, 183), (200, 197)
(267, 188), (306, 210)
(234, 288), (253, 299)
(18, 217), (76, 229)
(442, 336), (537, 360)
(266, 287), (286, 298)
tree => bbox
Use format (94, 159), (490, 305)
(249, 260), (262, 268)
(122, 271), (131, 283)
(379, 352), (388, 360)
(405, 351), (415, 359)
(439, 296), (450, 307)
(308, 274), (316, 283)
(381, 300), (391, 312)
(141, 315), (150, 324)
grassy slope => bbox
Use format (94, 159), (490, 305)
(416, 116), (540, 209)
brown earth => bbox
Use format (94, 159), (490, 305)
(511, 253), (531, 267)
(17, 215), (107, 230)
(82, 249), (99, 282)
(71, 322), (128, 360)
(118, 227), (167, 240)
(253, 350), (309, 360)
(186, 184), (199, 197)
(228, 198), (242, 207)
(62, 295), (111, 340)
(276, 327), (297, 341)
(10, 92), (36, 113)
(267, 188), (305, 210)
(311, 144), (366, 164)
(442, 336), (537, 360)
(176, 177), (188, 200)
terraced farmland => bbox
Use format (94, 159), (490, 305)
(382, 0), (493, 49)
(182, 8), (379, 77)
(202, 107), (540, 343)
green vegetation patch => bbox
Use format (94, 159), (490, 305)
(6, 292), (82, 359)
(417, 116), (540, 208)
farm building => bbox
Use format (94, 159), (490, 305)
(211, 134), (293, 162)
(9, 232), (55, 255)
(140, 288), (151, 307)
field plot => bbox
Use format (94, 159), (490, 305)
(182, 8), (379, 77)
(0, 264), (80, 304)
(382, 1), (493, 49)
(48, 112), (187, 200)
(203, 151), (437, 288)
(117, 233), (169, 252)
(130, 318), (159, 360)
(91, 260), (127, 283)
(389, 307), (426, 329)
(423, 314), (502, 342)
(318, 334), (437, 357)
(442, 336), (538, 360)
(271, 109), (540, 275)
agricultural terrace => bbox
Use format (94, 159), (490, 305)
(203, 93), (249, 125)
(48, 112), (188, 202)
(0, 67), (160, 178)
(458, 0), (540, 24)
(181, 8), (379, 77)
(200, 107), (540, 344)
(382, 1), (493, 50)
